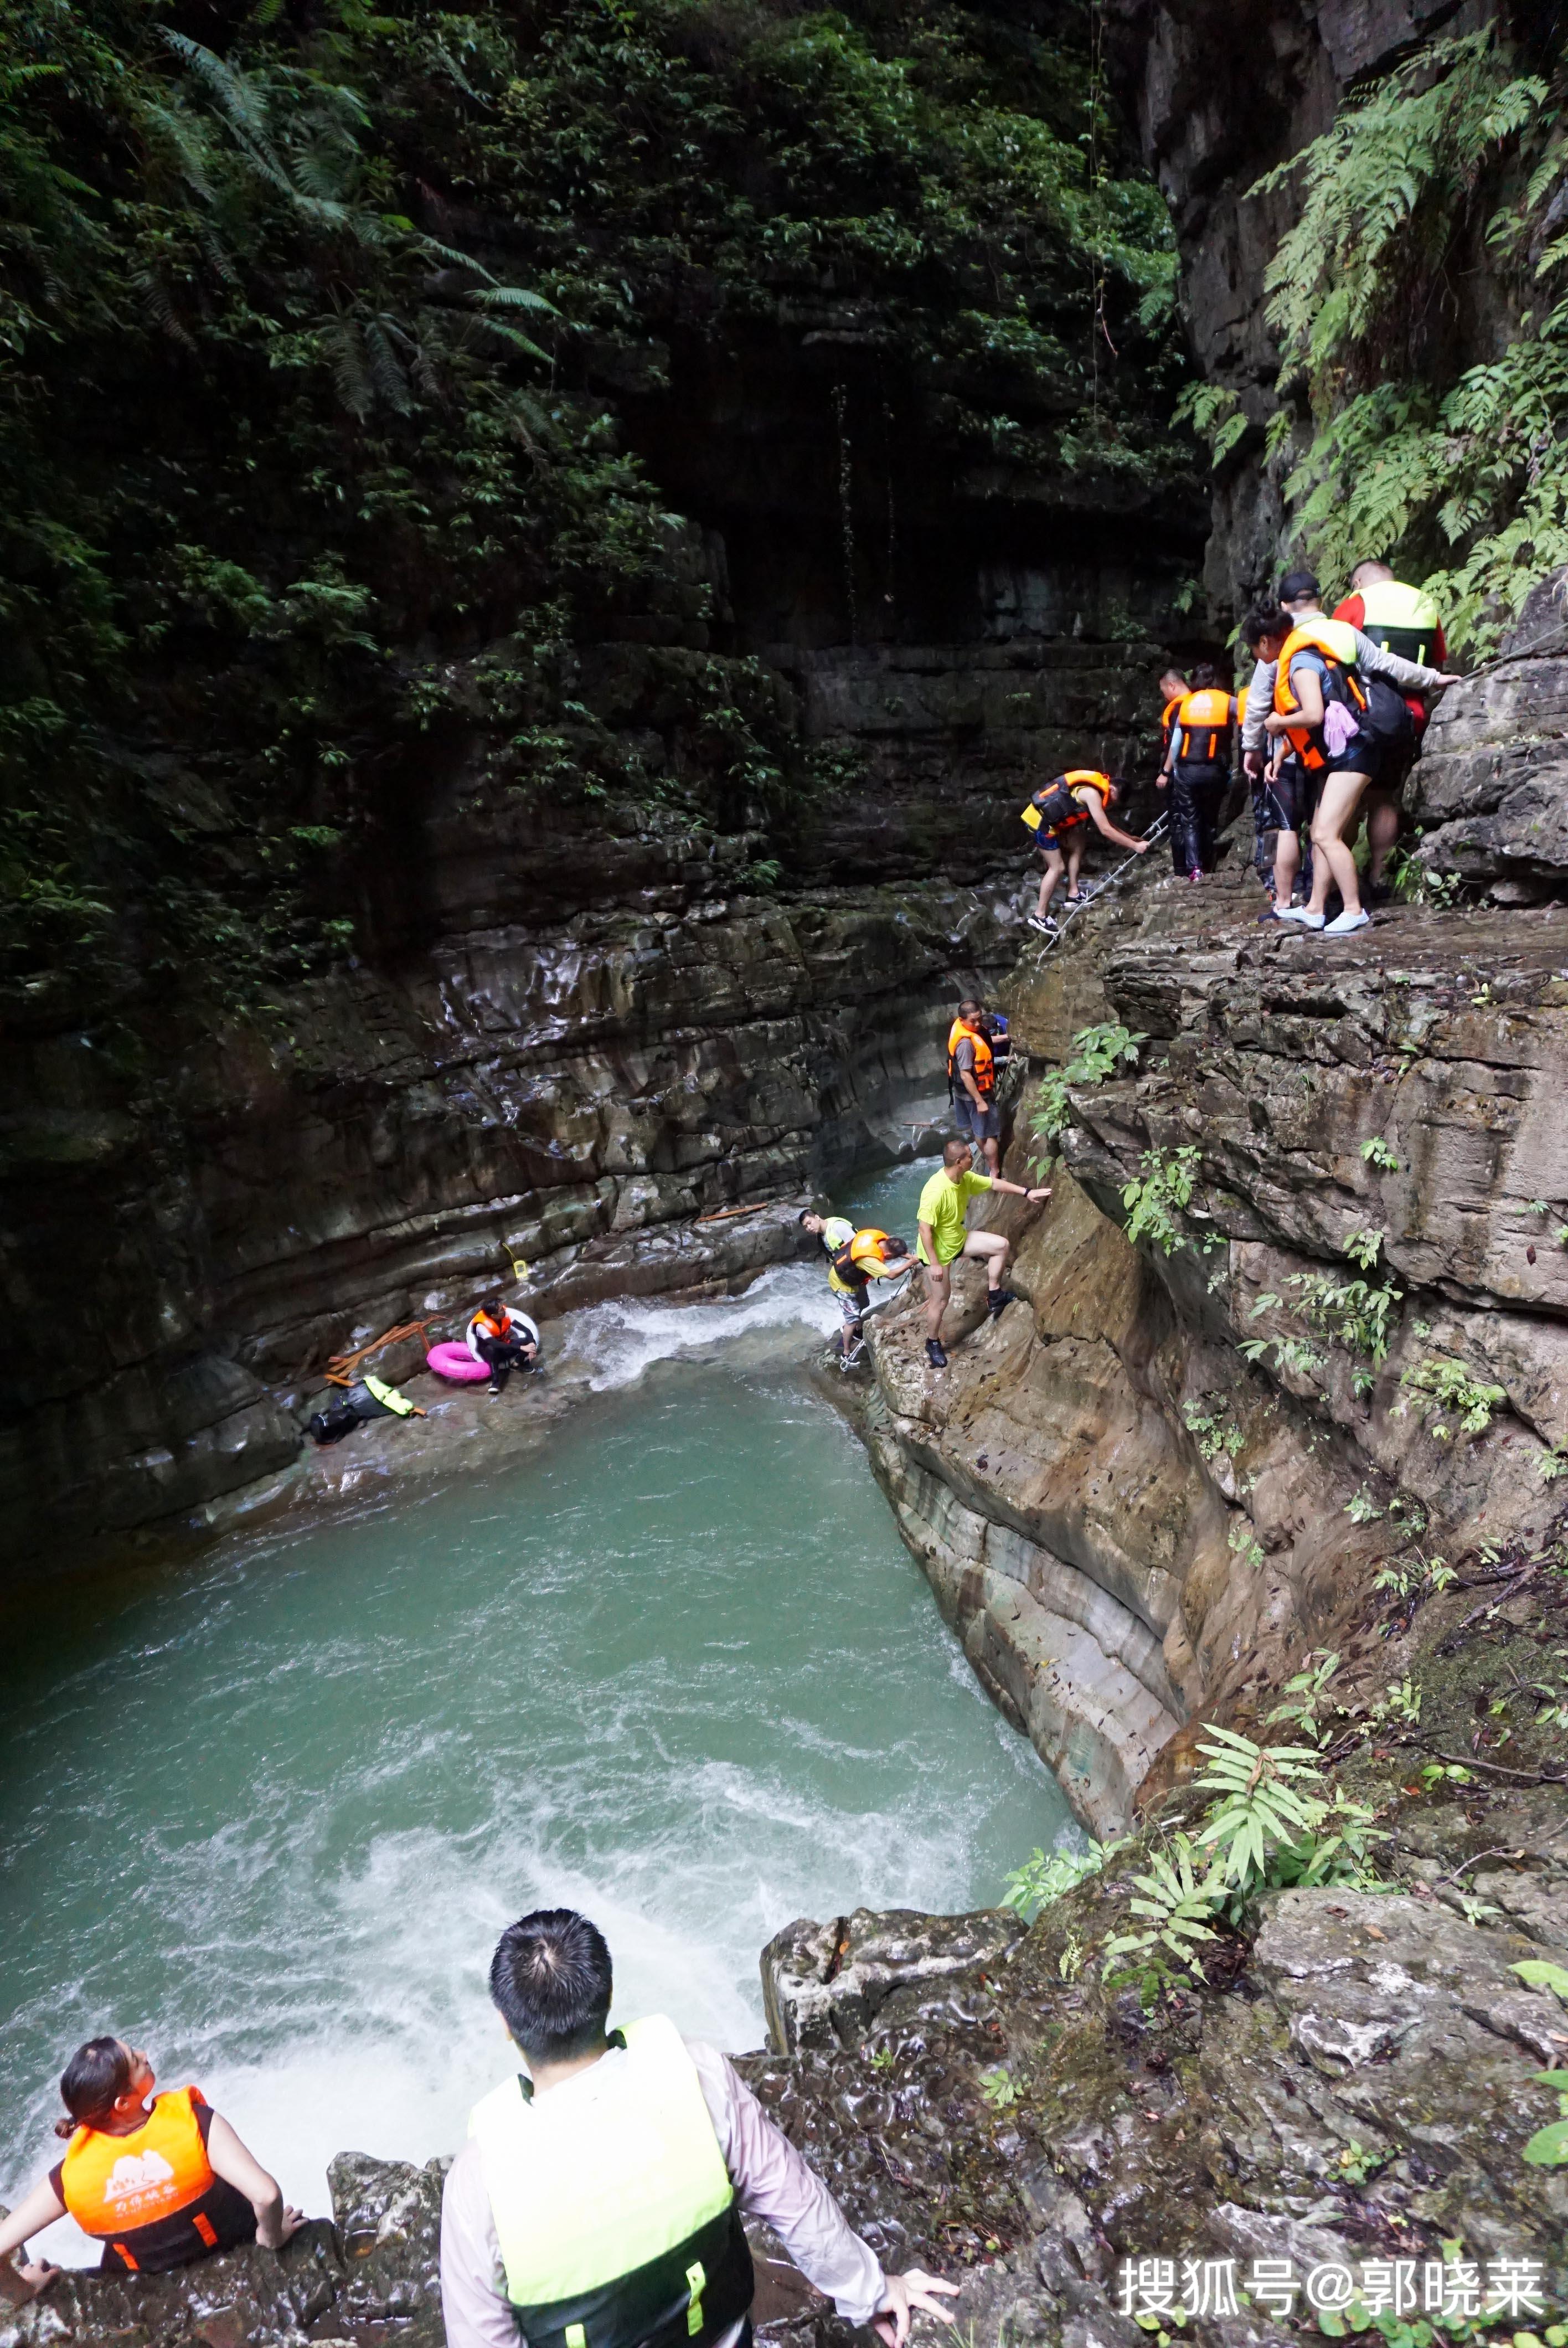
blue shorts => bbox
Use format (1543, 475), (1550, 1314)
(953, 1093), (1000, 1142)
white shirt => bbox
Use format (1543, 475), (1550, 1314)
(439, 2038), (887, 2348)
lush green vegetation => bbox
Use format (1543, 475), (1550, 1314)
(1243, 24), (1568, 652)
(0, 0), (1183, 1006)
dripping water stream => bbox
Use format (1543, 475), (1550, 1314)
(0, 1159), (1071, 2263)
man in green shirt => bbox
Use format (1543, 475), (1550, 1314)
(916, 1137), (1051, 1369)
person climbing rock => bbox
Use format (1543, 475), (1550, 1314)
(798, 1211), (910, 1367)
(1157, 666), (1189, 771)
(947, 997), (1001, 1172)
(915, 1136), (1050, 1369)
(1021, 772), (1148, 933)
(439, 1907), (959, 2348)
(0, 2038), (304, 2284)
(1261, 570), (1459, 935)
(467, 1299), (541, 1396)
(1156, 662), (1236, 881)
(1241, 608), (1316, 918)
(1332, 559), (1448, 900)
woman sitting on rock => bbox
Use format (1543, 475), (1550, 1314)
(0, 2037), (304, 2285)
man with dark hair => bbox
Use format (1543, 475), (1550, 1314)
(947, 996), (1001, 1172)
(1156, 660), (1237, 881)
(441, 1908), (958, 2348)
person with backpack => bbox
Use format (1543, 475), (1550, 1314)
(1156, 662), (1237, 881)
(1332, 560), (1447, 901)
(1258, 573), (1459, 934)
(798, 1211), (911, 1367)
(1022, 771), (1148, 934)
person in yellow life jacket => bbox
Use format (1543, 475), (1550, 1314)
(0, 2037), (304, 2284)
(1333, 560), (1447, 899)
(946, 996), (1001, 1171)
(439, 1909), (958, 2348)
(1022, 772), (1148, 934)
(467, 1297), (541, 1397)
(1155, 662), (1237, 882)
(797, 1210), (910, 1367)
(1262, 568), (1459, 935)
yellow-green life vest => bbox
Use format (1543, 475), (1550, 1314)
(469, 2016), (754, 2348)
(1354, 577), (1441, 669)
(362, 1373), (416, 1417)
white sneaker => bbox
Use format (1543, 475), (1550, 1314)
(1324, 908), (1371, 935)
(1274, 905), (1325, 929)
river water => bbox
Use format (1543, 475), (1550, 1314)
(0, 1161), (1070, 2262)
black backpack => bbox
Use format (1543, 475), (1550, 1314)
(308, 1399), (361, 1445)
(1360, 676), (1417, 754)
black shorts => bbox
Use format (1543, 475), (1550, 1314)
(1256, 759), (1319, 835)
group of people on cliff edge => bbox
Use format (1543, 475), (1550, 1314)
(1015, 556), (1459, 938)
(1, 1912), (957, 2348)
(802, 993), (1048, 1376)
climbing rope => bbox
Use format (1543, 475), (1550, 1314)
(1027, 810), (1170, 955)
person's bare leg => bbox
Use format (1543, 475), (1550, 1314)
(982, 1126), (1000, 1176)
(1065, 841), (1085, 900)
(924, 1263), (951, 1342)
(1273, 827), (1299, 908)
(1366, 790), (1399, 884)
(1036, 850), (1065, 916)
(964, 1229), (1010, 1291)
(1307, 773), (1369, 916)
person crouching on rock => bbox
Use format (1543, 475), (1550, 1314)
(466, 1298), (540, 1396)
(916, 1136), (1050, 1371)
(0, 2037), (304, 2285)
(800, 1211), (910, 1368)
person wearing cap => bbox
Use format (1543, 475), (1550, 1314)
(1241, 571), (1457, 930)
(1254, 571), (1458, 935)
(1332, 559), (1448, 902)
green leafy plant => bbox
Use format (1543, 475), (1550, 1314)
(979, 2064), (1019, 2110)
(1002, 1839), (1115, 1920)
(1361, 1137), (1401, 1172)
(1184, 1400), (1245, 1464)
(1522, 2069), (1568, 2167)
(1331, 2138), (1390, 2186)
(1121, 1145), (1201, 1256)
(1030, 1024), (1147, 1149)
(1266, 1651), (1342, 1744)
(1102, 1835), (1225, 1999)
(1397, 1356), (1508, 1438)
(1369, 1676), (1423, 1726)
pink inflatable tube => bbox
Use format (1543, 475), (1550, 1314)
(426, 1341), (491, 1384)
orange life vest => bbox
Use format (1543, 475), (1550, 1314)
(475, 1309), (512, 1342)
(829, 1227), (899, 1293)
(59, 2087), (235, 2271)
(1170, 688), (1234, 765)
(1022, 770), (1113, 836)
(1272, 621), (1368, 772)
(946, 1018), (995, 1098)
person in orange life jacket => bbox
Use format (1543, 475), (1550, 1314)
(439, 1907), (958, 2348)
(1240, 607), (1317, 918)
(0, 2037), (304, 2286)
(1024, 773), (1148, 933)
(1332, 559), (1448, 901)
(1156, 661), (1237, 881)
(1157, 665), (1189, 770)
(947, 996), (1001, 1172)
(467, 1297), (540, 1396)
(1263, 570), (1459, 935)
(916, 1136), (1050, 1370)
(797, 1209), (910, 1366)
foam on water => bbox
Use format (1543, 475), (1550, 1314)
(1, 1151), (1066, 2266)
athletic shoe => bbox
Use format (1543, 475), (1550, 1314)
(926, 1338), (948, 1369)
(487, 1383), (502, 1396)
(1324, 908), (1371, 935)
(1366, 881), (1394, 906)
(987, 1288), (1019, 1315)
(1025, 913), (1057, 934)
(1274, 906), (1325, 929)
(1189, 867), (1204, 883)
